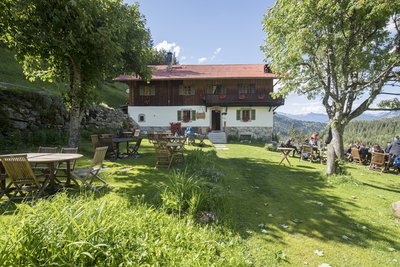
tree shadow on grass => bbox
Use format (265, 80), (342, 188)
(216, 154), (399, 250)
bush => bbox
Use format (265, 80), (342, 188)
(160, 150), (226, 220)
(0, 194), (249, 266)
(265, 142), (278, 152)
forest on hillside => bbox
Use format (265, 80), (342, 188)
(274, 113), (400, 147)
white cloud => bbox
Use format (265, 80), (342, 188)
(198, 57), (207, 63)
(154, 41), (181, 57)
(180, 56), (187, 61)
(211, 47), (222, 60)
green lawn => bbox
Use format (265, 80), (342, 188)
(1, 140), (400, 266)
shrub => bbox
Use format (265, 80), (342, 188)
(0, 194), (249, 266)
(265, 142), (278, 152)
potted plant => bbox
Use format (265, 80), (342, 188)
(219, 94), (226, 100)
(257, 94), (265, 100)
(238, 94), (246, 100)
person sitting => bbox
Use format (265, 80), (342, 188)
(385, 141), (392, 154)
(184, 127), (195, 145)
(369, 143), (384, 154)
(389, 136), (400, 157)
(283, 138), (298, 157)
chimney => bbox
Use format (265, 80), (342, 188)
(167, 52), (173, 71)
(264, 64), (272, 73)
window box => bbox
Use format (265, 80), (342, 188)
(238, 94), (246, 100)
(219, 94), (226, 100)
(257, 94), (265, 100)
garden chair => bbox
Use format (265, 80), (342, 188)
(71, 146), (108, 192)
(33, 146), (58, 174)
(351, 147), (362, 164)
(300, 145), (313, 162)
(369, 152), (387, 172)
(154, 142), (173, 169)
(54, 147), (79, 185)
(134, 129), (141, 137)
(98, 134), (117, 159)
(90, 134), (100, 149)
(127, 137), (143, 158)
(0, 155), (50, 201)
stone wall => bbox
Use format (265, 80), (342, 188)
(225, 126), (273, 142)
(0, 89), (130, 137)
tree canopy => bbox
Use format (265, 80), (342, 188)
(263, 0), (400, 174)
(2, 0), (152, 146)
(149, 49), (179, 65)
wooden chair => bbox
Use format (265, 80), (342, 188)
(90, 135), (100, 149)
(127, 138), (143, 158)
(369, 152), (387, 172)
(33, 146), (58, 174)
(173, 142), (185, 163)
(300, 145), (313, 162)
(133, 129), (141, 138)
(351, 147), (362, 164)
(0, 155), (50, 201)
(154, 142), (173, 169)
(71, 146), (108, 192)
(98, 134), (117, 159)
(54, 147), (79, 185)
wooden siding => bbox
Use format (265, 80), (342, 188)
(128, 79), (274, 106)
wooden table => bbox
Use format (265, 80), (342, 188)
(2, 153), (83, 190)
(162, 136), (186, 143)
(112, 137), (135, 158)
(277, 147), (295, 166)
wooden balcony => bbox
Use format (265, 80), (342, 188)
(204, 93), (284, 107)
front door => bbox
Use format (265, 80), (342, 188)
(211, 110), (221, 131)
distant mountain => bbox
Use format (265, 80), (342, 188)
(278, 110), (400, 123)
(273, 113), (326, 138)
(278, 112), (328, 123)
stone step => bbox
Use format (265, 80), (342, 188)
(207, 132), (227, 144)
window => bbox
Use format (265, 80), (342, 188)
(207, 84), (226, 95)
(238, 83), (256, 94)
(236, 109), (256, 122)
(177, 110), (197, 122)
(139, 85), (155, 96)
(179, 85), (195, 95)
(138, 114), (145, 122)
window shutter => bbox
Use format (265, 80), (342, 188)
(179, 85), (183, 95)
(177, 110), (182, 121)
(251, 110), (256, 120)
(139, 86), (144, 96)
(151, 86), (155, 96)
(191, 110), (196, 121)
(236, 110), (241, 120)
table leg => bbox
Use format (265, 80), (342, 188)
(47, 162), (56, 191)
(279, 151), (292, 166)
(65, 161), (71, 186)
(116, 142), (120, 158)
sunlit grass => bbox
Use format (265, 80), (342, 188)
(1, 140), (400, 266)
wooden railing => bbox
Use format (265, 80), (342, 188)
(204, 93), (284, 107)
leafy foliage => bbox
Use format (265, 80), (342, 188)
(2, 0), (153, 146)
(263, 0), (400, 174)
(149, 48), (179, 65)
(0, 194), (248, 266)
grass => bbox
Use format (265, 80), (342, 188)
(0, 47), (128, 108)
(1, 140), (400, 266)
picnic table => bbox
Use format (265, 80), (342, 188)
(1, 153), (83, 192)
(277, 147), (295, 166)
(112, 137), (135, 158)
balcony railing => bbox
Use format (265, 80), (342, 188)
(204, 93), (284, 107)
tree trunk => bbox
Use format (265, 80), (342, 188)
(68, 61), (82, 148)
(326, 125), (344, 176)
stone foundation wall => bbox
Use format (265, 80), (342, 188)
(225, 126), (273, 142)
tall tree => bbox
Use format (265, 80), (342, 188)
(2, 0), (152, 147)
(263, 0), (400, 175)
(149, 48), (179, 65)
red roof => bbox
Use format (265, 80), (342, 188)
(115, 64), (275, 81)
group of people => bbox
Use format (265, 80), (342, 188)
(282, 132), (324, 160)
(345, 136), (400, 172)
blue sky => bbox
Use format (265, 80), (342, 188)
(125, 0), (397, 115)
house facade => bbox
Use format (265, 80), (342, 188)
(115, 64), (284, 141)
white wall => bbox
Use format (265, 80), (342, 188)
(223, 106), (273, 127)
(128, 106), (210, 127)
(128, 105), (273, 128)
